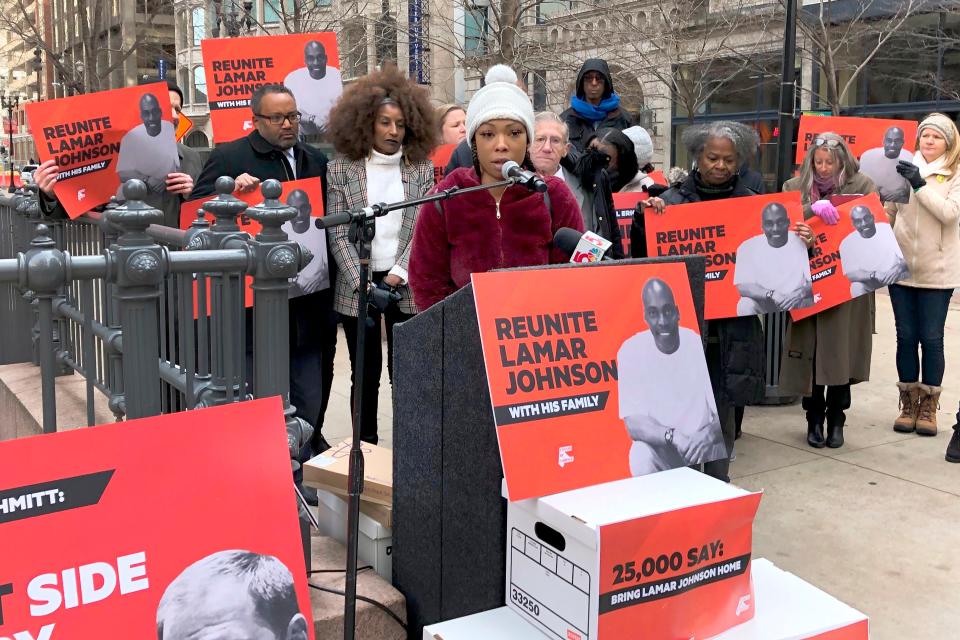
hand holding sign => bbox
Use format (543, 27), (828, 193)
(25, 83), (177, 218)
(33, 159), (59, 198)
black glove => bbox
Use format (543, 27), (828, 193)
(896, 160), (926, 190)
(574, 147), (610, 187)
(368, 280), (401, 314)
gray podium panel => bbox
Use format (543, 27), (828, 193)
(392, 256), (706, 638)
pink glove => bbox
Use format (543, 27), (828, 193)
(811, 200), (840, 225)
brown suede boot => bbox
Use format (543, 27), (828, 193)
(894, 382), (920, 433)
(916, 384), (942, 436)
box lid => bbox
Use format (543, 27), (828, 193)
(515, 468), (753, 529)
(708, 559), (868, 639)
(422, 606), (549, 639)
(303, 439), (392, 507)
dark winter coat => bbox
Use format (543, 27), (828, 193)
(408, 167), (585, 310)
(191, 130), (329, 202)
(559, 59), (634, 152)
(640, 173), (766, 406)
(778, 172), (877, 393)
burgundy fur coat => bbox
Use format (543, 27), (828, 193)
(409, 167), (584, 310)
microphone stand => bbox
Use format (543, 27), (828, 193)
(319, 175), (520, 640)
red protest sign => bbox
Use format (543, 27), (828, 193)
(473, 262), (726, 501)
(791, 193), (909, 321)
(644, 192), (813, 320)
(0, 397), (314, 639)
(611, 172), (667, 257)
(429, 143), (457, 184)
(794, 114), (918, 167)
(612, 192), (647, 257)
(180, 177), (326, 308)
(25, 83), (177, 219)
(598, 493), (761, 639)
(201, 32), (341, 143)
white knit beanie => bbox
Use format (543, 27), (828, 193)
(623, 126), (654, 166)
(466, 65), (535, 148)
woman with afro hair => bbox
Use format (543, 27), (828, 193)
(326, 64), (437, 444)
(408, 65), (584, 310)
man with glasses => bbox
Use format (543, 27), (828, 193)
(617, 278), (726, 474)
(530, 111), (586, 209)
(192, 83), (327, 198)
(192, 84), (337, 499)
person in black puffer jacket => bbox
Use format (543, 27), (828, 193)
(560, 59), (634, 153)
(633, 121), (766, 482)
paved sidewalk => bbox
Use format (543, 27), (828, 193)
(322, 292), (960, 639)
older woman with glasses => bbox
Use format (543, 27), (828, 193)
(780, 132), (878, 450)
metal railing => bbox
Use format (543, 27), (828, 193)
(0, 178), (313, 455)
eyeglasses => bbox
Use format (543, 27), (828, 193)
(813, 137), (841, 148)
(255, 112), (302, 125)
(533, 135), (565, 149)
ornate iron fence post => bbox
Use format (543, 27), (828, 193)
(104, 180), (165, 420)
(19, 223), (68, 433)
(198, 177), (249, 406)
(100, 198), (126, 421)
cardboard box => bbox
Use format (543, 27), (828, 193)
(422, 606), (549, 639)
(422, 560), (868, 640)
(506, 467), (762, 640)
(708, 559), (869, 639)
(303, 439), (392, 507)
(315, 489), (393, 581)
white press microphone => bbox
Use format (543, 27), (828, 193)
(553, 228), (615, 263)
(501, 160), (549, 193)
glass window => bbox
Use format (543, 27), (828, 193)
(192, 7), (205, 45)
(536, 1), (568, 24)
(465, 5), (488, 56)
(376, 13), (398, 64)
(673, 55), (778, 118)
(533, 70), (547, 111)
(263, 0), (293, 23)
(864, 12), (939, 105)
(178, 67), (190, 102)
(193, 66), (207, 103)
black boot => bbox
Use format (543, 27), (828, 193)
(807, 422), (826, 448)
(946, 405), (960, 463)
(826, 416), (845, 448)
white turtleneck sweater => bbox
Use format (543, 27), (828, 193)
(366, 148), (407, 281)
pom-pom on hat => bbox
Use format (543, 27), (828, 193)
(466, 64), (535, 148)
(623, 126), (654, 166)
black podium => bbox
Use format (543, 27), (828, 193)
(391, 256), (707, 638)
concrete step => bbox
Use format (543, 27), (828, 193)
(310, 536), (406, 640)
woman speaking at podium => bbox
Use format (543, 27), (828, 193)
(408, 65), (584, 311)
(326, 65), (437, 444)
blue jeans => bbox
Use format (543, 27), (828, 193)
(888, 284), (954, 386)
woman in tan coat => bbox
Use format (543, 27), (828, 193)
(781, 133), (877, 449)
(885, 113), (960, 460)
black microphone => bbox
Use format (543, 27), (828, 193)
(502, 160), (548, 193)
(314, 211), (354, 229)
(553, 227), (616, 263)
